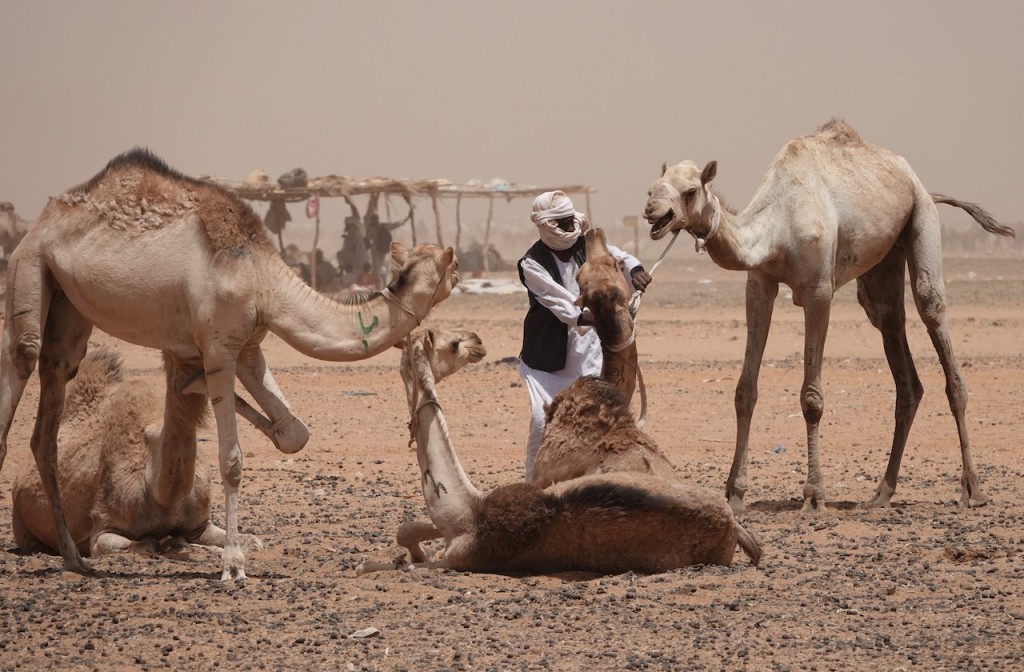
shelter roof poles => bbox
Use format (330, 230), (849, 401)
(202, 173), (596, 279)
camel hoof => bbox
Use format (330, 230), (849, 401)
(244, 534), (264, 552)
(860, 482), (895, 509)
(64, 556), (93, 575)
(960, 491), (990, 509)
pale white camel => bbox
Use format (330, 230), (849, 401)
(359, 331), (761, 575)
(643, 119), (1016, 513)
(12, 348), (261, 557)
(0, 148), (460, 580)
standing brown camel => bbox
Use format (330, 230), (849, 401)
(0, 148), (460, 580)
(643, 119), (1015, 513)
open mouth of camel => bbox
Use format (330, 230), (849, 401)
(648, 210), (675, 238)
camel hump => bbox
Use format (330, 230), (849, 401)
(64, 347), (125, 421)
(815, 118), (862, 145)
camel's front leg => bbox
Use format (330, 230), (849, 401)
(236, 344), (310, 454)
(726, 275), (778, 514)
(396, 519), (445, 563)
(201, 348), (249, 581)
(799, 294), (832, 512)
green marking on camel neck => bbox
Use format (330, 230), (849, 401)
(359, 313), (379, 336)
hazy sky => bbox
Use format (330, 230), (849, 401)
(2, 0), (1021, 253)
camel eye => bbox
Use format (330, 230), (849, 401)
(683, 188), (698, 199)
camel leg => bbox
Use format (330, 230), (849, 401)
(0, 252), (47, 471)
(726, 274), (778, 513)
(92, 532), (160, 556)
(799, 292), (832, 512)
(198, 344), (249, 581)
(235, 343), (310, 454)
(32, 292), (93, 573)
(396, 519), (445, 563)
(905, 208), (987, 508)
(856, 247), (924, 508)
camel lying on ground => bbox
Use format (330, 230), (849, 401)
(0, 148), (460, 580)
(358, 330), (761, 575)
(12, 348), (259, 557)
(643, 119), (1016, 512)
(530, 228), (675, 489)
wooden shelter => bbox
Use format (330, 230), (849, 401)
(202, 172), (596, 289)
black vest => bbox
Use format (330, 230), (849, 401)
(517, 238), (587, 372)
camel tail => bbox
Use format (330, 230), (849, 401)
(735, 522), (762, 566)
(931, 193), (1016, 239)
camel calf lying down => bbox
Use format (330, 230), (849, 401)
(359, 331), (761, 575)
(11, 348), (260, 557)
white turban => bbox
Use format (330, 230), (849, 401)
(530, 191), (588, 251)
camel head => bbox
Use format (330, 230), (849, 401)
(387, 242), (461, 310)
(643, 160), (717, 240)
(576, 229), (632, 346)
(398, 327), (486, 390)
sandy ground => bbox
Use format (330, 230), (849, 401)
(0, 254), (1022, 671)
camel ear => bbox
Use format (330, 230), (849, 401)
(390, 241), (409, 267)
(700, 161), (718, 186)
(661, 162), (668, 177)
(441, 246), (455, 270)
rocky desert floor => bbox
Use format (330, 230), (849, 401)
(1, 254), (1022, 671)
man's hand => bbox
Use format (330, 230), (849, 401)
(577, 310), (594, 327)
(630, 266), (653, 292)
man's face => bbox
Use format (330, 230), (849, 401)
(555, 215), (575, 233)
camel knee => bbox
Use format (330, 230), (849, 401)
(220, 448), (243, 489)
(12, 332), (41, 379)
(800, 385), (824, 425)
(734, 381), (757, 418)
(913, 280), (946, 324)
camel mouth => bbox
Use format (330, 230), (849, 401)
(648, 210), (675, 239)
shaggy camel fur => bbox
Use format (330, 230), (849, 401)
(359, 332), (761, 575)
(643, 119), (1016, 513)
(529, 376), (676, 489)
(0, 148), (459, 580)
(11, 348), (259, 556)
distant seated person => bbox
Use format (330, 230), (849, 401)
(314, 249), (339, 289)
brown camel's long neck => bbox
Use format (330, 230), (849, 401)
(595, 311), (638, 402)
(264, 258), (425, 361)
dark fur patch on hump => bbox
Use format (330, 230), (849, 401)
(71, 147), (273, 255)
(72, 148), (194, 195)
(547, 376), (634, 428)
(559, 481), (672, 515)
(472, 483), (556, 563)
(816, 118), (862, 144)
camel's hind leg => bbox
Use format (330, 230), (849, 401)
(726, 274), (778, 514)
(856, 246), (924, 508)
(904, 199), (987, 507)
(32, 291), (93, 573)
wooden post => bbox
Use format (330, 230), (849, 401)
(482, 193), (495, 274)
(431, 189), (444, 249)
(311, 207), (321, 292)
(454, 192), (463, 254)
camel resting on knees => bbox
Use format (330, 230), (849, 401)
(643, 119), (1016, 513)
(530, 228), (673, 488)
(529, 376), (677, 489)
(0, 148), (459, 580)
(359, 332), (761, 575)
(11, 348), (260, 557)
